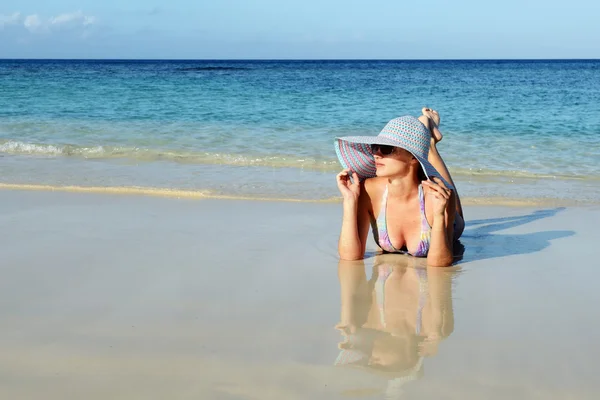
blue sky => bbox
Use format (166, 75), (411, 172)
(1, 0), (599, 59)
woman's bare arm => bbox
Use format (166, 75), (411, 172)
(338, 184), (371, 260)
(423, 178), (455, 267)
(336, 170), (372, 260)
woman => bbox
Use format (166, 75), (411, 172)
(335, 108), (464, 267)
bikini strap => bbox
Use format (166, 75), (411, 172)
(418, 184), (431, 232)
(378, 185), (389, 226)
(373, 185), (399, 253)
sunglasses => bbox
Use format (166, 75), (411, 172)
(370, 144), (396, 155)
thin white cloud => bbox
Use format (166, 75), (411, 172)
(0, 12), (21, 28)
(24, 14), (43, 33)
(19, 10), (96, 34)
(50, 11), (82, 25)
(50, 10), (95, 27)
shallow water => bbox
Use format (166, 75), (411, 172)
(1, 59), (599, 203)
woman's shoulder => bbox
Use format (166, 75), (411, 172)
(361, 177), (385, 204)
(363, 176), (385, 193)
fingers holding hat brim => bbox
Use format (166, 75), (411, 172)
(335, 138), (378, 180)
(415, 155), (454, 190)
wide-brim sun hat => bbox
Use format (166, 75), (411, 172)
(334, 115), (453, 190)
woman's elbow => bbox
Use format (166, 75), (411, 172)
(337, 240), (365, 261)
(338, 248), (364, 261)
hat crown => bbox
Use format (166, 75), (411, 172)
(378, 116), (431, 159)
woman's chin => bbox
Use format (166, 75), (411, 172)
(375, 167), (389, 177)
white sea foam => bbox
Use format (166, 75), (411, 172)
(1, 140), (598, 182)
(0, 141), (64, 155)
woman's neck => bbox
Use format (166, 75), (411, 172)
(386, 175), (421, 200)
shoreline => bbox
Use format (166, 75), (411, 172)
(0, 182), (593, 207)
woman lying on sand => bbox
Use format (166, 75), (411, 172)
(335, 108), (464, 267)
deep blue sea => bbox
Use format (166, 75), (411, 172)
(1, 59), (599, 204)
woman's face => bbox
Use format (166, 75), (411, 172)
(371, 145), (418, 178)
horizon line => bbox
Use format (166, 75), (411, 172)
(1, 57), (599, 61)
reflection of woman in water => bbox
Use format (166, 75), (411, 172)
(335, 255), (455, 398)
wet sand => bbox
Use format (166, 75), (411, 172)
(1, 190), (599, 399)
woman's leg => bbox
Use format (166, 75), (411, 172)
(418, 110), (464, 238)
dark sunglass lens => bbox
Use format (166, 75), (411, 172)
(370, 144), (395, 155)
(379, 145), (394, 155)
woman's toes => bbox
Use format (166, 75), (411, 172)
(428, 109), (441, 126)
(420, 108), (442, 142)
(421, 108), (439, 124)
(433, 111), (440, 126)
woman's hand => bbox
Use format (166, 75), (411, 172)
(336, 169), (360, 202)
(423, 177), (452, 216)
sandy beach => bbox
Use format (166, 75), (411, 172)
(1, 189), (599, 399)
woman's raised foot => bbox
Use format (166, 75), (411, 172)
(419, 107), (443, 143)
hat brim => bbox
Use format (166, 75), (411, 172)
(334, 136), (454, 190)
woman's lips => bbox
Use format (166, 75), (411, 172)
(375, 162), (384, 167)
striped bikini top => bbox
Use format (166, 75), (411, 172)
(371, 184), (432, 257)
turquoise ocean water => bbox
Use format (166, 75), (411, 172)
(1, 59), (599, 204)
